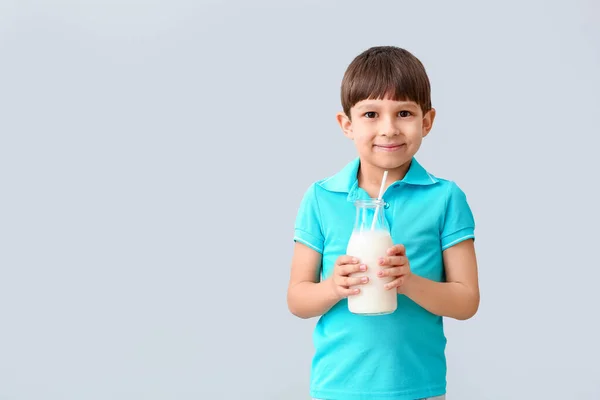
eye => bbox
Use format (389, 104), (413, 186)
(364, 111), (378, 119)
(399, 110), (412, 118)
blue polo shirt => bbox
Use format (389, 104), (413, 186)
(293, 157), (475, 400)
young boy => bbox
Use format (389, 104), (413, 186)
(287, 46), (480, 400)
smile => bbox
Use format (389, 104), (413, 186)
(373, 144), (406, 152)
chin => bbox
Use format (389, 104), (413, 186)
(373, 156), (410, 170)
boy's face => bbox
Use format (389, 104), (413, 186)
(337, 97), (436, 171)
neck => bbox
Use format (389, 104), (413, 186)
(357, 159), (412, 198)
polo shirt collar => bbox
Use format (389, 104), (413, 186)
(318, 157), (438, 194)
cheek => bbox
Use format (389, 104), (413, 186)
(352, 127), (376, 145)
(404, 123), (423, 140)
(355, 136), (374, 152)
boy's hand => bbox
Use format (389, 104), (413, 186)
(378, 244), (412, 292)
(328, 255), (368, 300)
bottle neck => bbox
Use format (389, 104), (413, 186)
(353, 199), (389, 233)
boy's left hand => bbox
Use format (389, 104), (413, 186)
(378, 244), (412, 293)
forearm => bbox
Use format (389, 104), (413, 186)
(401, 274), (479, 320)
(287, 278), (339, 319)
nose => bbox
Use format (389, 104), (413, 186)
(379, 116), (399, 137)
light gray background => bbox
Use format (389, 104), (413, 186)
(1, 0), (599, 399)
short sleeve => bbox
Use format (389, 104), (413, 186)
(293, 184), (324, 254)
(441, 182), (475, 251)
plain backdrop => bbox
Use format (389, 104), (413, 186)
(1, 0), (599, 399)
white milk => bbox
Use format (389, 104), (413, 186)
(346, 229), (398, 315)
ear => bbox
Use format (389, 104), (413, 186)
(422, 108), (436, 138)
(336, 111), (354, 139)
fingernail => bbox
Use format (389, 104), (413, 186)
(353, 257), (359, 263)
(360, 264), (367, 271)
(361, 277), (368, 283)
(378, 271), (384, 277)
(379, 258), (385, 265)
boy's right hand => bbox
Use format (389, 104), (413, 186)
(328, 256), (368, 300)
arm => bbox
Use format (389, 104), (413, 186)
(401, 239), (480, 320)
(287, 242), (338, 319)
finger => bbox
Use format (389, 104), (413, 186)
(340, 262), (367, 276)
(379, 255), (407, 267)
(342, 287), (361, 297)
(344, 276), (369, 287)
(378, 266), (406, 278)
(384, 277), (404, 290)
(387, 244), (406, 256)
(337, 256), (360, 266)
(338, 275), (367, 287)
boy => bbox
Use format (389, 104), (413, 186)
(287, 46), (480, 400)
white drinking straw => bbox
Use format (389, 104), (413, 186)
(371, 170), (388, 230)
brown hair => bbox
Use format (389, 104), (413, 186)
(340, 46), (432, 118)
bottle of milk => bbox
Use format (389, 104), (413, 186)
(346, 199), (398, 315)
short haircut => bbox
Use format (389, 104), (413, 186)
(341, 46), (432, 118)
